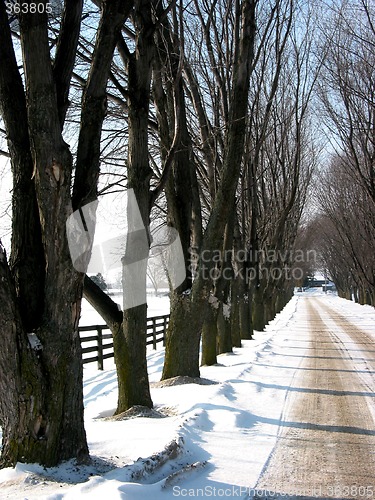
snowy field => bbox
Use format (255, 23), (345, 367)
(1, 289), (374, 499)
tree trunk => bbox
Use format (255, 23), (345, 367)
(264, 286), (276, 324)
(201, 302), (218, 366)
(253, 285), (266, 331)
(115, 0), (156, 412)
(217, 301), (233, 355)
(0, 0), (45, 333)
(239, 291), (252, 339)
(162, 294), (204, 378)
(120, 305), (152, 410)
(82, 276), (128, 413)
(0, 244), (65, 467)
(230, 277), (242, 347)
(232, 214), (252, 341)
(0, 7), (88, 468)
(0, 153), (89, 468)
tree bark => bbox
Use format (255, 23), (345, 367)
(230, 277), (242, 347)
(217, 301), (233, 355)
(152, 1), (195, 301)
(0, 243), (87, 466)
(201, 301), (219, 366)
(0, 0), (45, 333)
(238, 273), (253, 340)
(252, 284), (266, 331)
(163, 294), (203, 378)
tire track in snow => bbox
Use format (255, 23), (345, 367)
(314, 298), (375, 397)
(253, 297), (375, 499)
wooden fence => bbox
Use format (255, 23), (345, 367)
(79, 314), (169, 370)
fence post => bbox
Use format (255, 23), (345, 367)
(152, 318), (157, 350)
(97, 326), (104, 370)
(163, 316), (168, 346)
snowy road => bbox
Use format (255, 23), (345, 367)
(1, 292), (375, 499)
(255, 296), (375, 499)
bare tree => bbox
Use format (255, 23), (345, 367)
(162, 0), (257, 379)
(82, 0), (185, 414)
(0, 0), (132, 467)
(308, 0), (375, 305)
(318, 0), (375, 203)
(315, 157), (375, 305)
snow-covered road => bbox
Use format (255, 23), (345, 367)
(255, 296), (375, 499)
(1, 291), (374, 499)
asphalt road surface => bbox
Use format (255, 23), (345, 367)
(254, 296), (375, 500)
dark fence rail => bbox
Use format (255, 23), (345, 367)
(79, 314), (169, 370)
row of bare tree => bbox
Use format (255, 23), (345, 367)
(305, 0), (375, 305)
(0, 0), (371, 469)
(81, 0), (317, 418)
